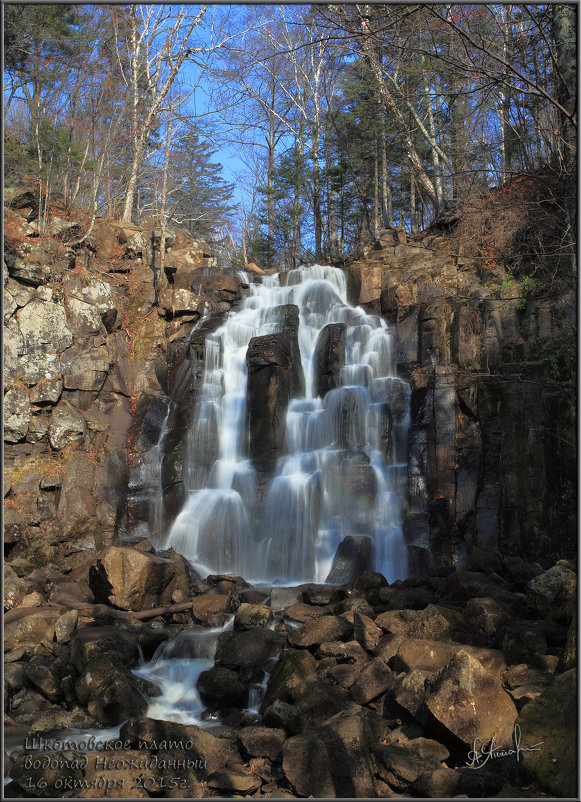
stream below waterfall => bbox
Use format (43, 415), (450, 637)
(162, 263), (410, 585)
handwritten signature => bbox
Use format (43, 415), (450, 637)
(466, 724), (544, 769)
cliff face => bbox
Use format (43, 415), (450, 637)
(3, 190), (243, 580)
(3, 188), (576, 583)
(348, 224), (576, 570)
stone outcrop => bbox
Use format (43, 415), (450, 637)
(347, 227), (575, 570)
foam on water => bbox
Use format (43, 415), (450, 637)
(164, 264), (410, 584)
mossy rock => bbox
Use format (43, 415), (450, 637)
(516, 669), (577, 798)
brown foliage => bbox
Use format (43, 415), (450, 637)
(456, 167), (573, 278)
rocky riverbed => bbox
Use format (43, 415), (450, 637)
(4, 539), (577, 798)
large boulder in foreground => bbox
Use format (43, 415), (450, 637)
(89, 546), (175, 611)
(422, 650), (518, 748)
(282, 711), (376, 798)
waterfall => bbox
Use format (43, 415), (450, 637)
(132, 620), (233, 725)
(163, 264), (410, 585)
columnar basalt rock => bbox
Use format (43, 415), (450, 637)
(313, 322), (347, 398)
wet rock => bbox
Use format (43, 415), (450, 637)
(89, 546), (175, 611)
(352, 611), (383, 652)
(278, 303), (305, 397)
(216, 628), (287, 684)
(262, 699), (308, 734)
(326, 535), (373, 584)
(197, 666), (249, 709)
(261, 648), (317, 709)
(190, 593), (232, 626)
(246, 331), (294, 472)
(294, 676), (358, 723)
(48, 399), (87, 449)
(350, 656), (394, 704)
(77, 654), (148, 725)
(316, 639), (370, 664)
(282, 711), (376, 798)
(313, 322), (347, 398)
(391, 638), (506, 676)
(4, 609), (61, 651)
(354, 570), (389, 593)
(25, 662), (62, 702)
(422, 650), (518, 748)
(234, 602), (273, 631)
(284, 602), (332, 624)
(515, 668), (576, 797)
(376, 603), (467, 641)
(238, 587), (269, 605)
(238, 725), (286, 761)
(300, 583), (340, 606)
(70, 626), (140, 672)
(288, 615), (353, 648)
(527, 564), (577, 618)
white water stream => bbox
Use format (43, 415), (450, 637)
(164, 264), (409, 585)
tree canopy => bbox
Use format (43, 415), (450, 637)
(3, 3), (576, 265)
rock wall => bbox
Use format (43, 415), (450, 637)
(3, 191), (245, 568)
(347, 226), (576, 570)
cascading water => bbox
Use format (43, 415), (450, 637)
(165, 264), (410, 585)
(132, 619), (233, 725)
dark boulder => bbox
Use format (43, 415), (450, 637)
(215, 628), (287, 684)
(326, 536), (373, 585)
(237, 725), (287, 761)
(197, 666), (249, 709)
(246, 331), (294, 472)
(515, 668), (576, 797)
(313, 323), (346, 398)
(422, 650), (517, 748)
(288, 615), (353, 649)
(282, 711), (376, 798)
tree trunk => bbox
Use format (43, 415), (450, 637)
(373, 142), (380, 238)
(356, 14), (439, 216)
(312, 110), (322, 260)
(267, 99), (276, 269)
(552, 3), (577, 176)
